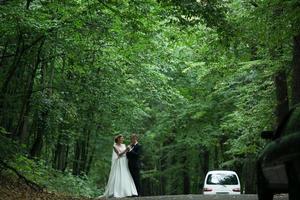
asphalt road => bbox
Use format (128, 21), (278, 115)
(112, 194), (288, 200)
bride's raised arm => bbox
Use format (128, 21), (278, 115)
(113, 145), (129, 157)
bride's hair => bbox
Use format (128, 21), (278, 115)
(114, 134), (123, 143)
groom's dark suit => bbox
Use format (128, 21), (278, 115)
(126, 143), (142, 196)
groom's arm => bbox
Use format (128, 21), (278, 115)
(128, 145), (141, 157)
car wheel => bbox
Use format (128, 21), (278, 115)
(286, 162), (300, 200)
(257, 165), (273, 200)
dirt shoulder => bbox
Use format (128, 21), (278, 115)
(0, 173), (92, 200)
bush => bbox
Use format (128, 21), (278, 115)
(0, 128), (103, 198)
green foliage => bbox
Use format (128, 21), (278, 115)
(0, 127), (101, 197)
(0, 129), (20, 162)
(10, 155), (102, 197)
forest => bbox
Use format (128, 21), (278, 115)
(0, 0), (300, 198)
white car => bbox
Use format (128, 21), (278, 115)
(203, 170), (241, 195)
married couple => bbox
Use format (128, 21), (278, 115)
(101, 134), (141, 198)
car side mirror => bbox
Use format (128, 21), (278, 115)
(261, 131), (274, 139)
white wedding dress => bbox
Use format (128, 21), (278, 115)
(102, 143), (138, 198)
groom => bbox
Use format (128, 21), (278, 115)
(127, 134), (142, 196)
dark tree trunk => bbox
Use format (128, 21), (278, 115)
(26, 0), (33, 9)
(198, 146), (209, 193)
(291, 34), (300, 106)
(72, 113), (94, 176)
(20, 116), (30, 143)
(13, 38), (45, 140)
(219, 135), (228, 164)
(29, 109), (48, 157)
(30, 63), (49, 157)
(182, 152), (190, 194)
(0, 41), (8, 67)
(201, 147), (209, 177)
(160, 136), (173, 195)
(13, 64), (38, 140)
(169, 143), (179, 195)
(274, 70), (289, 125)
(73, 138), (88, 176)
(0, 34), (45, 108)
(243, 157), (257, 194)
(53, 135), (69, 171)
(213, 145), (219, 168)
(0, 33), (23, 94)
(0, 33), (24, 118)
(73, 140), (80, 175)
(0, 35), (45, 116)
(159, 153), (166, 195)
(85, 147), (95, 175)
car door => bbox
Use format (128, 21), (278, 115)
(262, 107), (300, 188)
(277, 107), (300, 183)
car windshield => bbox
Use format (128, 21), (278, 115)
(281, 107), (300, 136)
(206, 173), (238, 185)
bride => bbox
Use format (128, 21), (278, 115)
(101, 134), (138, 198)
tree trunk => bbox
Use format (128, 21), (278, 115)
(85, 147), (95, 175)
(199, 146), (209, 194)
(20, 116), (29, 143)
(160, 137), (172, 195)
(201, 147), (209, 177)
(26, 0), (33, 9)
(53, 135), (69, 171)
(182, 152), (190, 194)
(0, 33), (24, 124)
(29, 63), (49, 158)
(13, 38), (45, 140)
(73, 138), (88, 176)
(243, 157), (257, 194)
(0, 41), (8, 67)
(275, 70), (289, 125)
(29, 109), (47, 157)
(13, 64), (38, 140)
(213, 145), (219, 168)
(291, 34), (300, 106)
